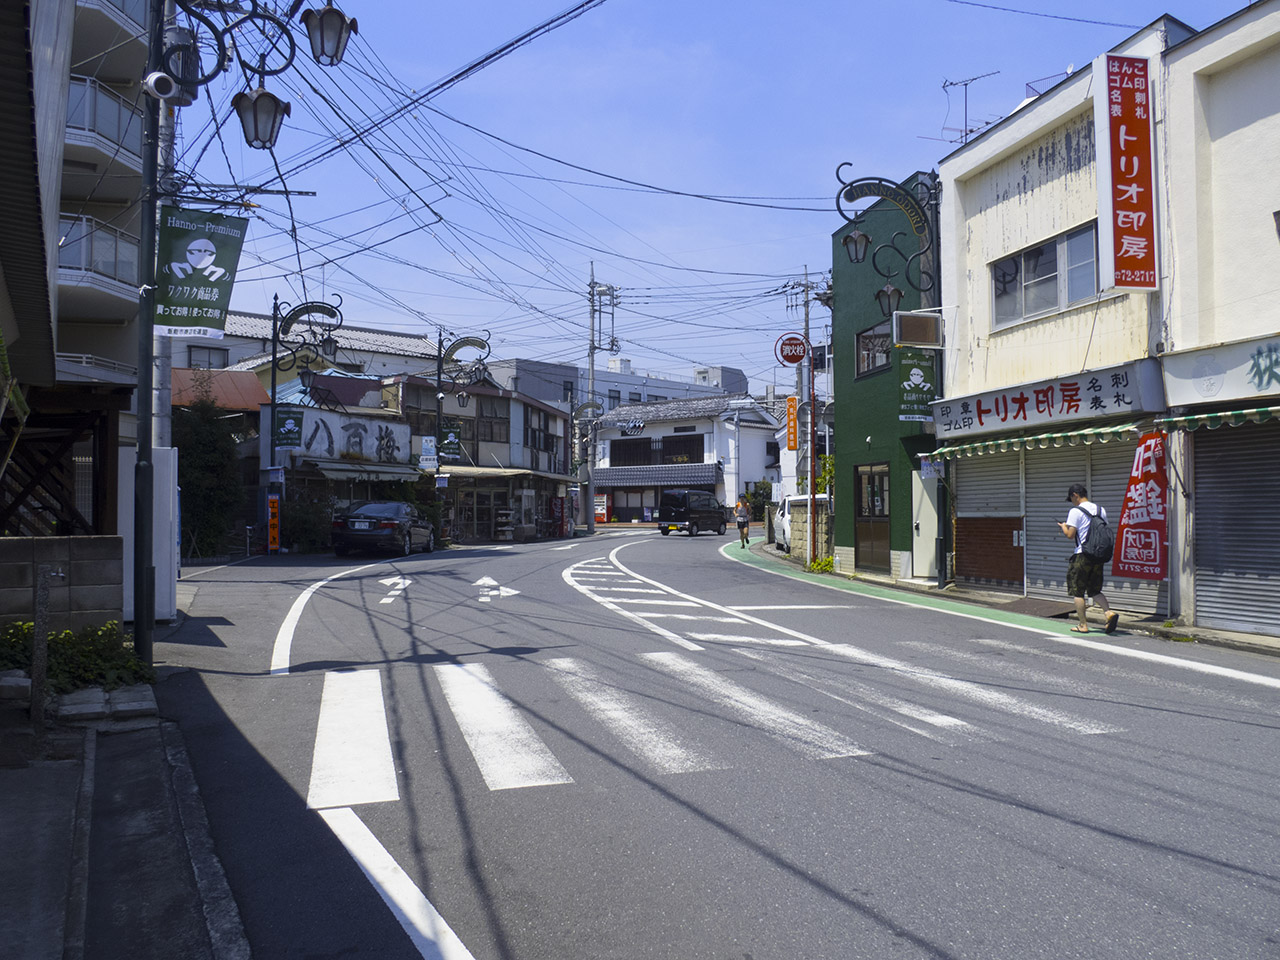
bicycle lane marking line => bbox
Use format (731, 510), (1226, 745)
(717, 542), (1280, 692)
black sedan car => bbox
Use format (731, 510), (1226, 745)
(332, 501), (435, 556)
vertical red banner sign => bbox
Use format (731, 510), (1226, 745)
(1106, 55), (1157, 290)
(267, 493), (280, 554)
(1112, 432), (1168, 580)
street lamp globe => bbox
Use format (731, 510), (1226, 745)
(842, 229), (871, 264)
(232, 87), (291, 149)
(875, 283), (903, 319)
(300, 4), (359, 67)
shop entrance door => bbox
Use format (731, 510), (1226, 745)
(855, 463), (890, 572)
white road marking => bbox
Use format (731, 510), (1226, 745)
(686, 632), (809, 647)
(581, 587), (668, 594)
(434, 663), (574, 790)
(545, 658), (723, 774)
(728, 605), (859, 611)
(319, 807), (477, 960)
(736, 648), (978, 744)
(822, 644), (1121, 735)
(602, 598), (701, 606)
(641, 651), (870, 760)
(1045, 631), (1280, 691)
(549, 544), (579, 550)
(270, 560), (387, 675)
(307, 670), (400, 809)
(635, 613), (748, 623)
(562, 563), (704, 651)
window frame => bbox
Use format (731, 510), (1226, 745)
(992, 223), (1098, 329)
(855, 321), (893, 377)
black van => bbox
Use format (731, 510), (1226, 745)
(658, 489), (727, 536)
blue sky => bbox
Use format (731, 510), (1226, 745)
(192, 0), (1250, 393)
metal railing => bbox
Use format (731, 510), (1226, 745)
(66, 75), (143, 159)
(58, 216), (140, 286)
(82, 0), (147, 27)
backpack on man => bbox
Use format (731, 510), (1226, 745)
(1079, 504), (1115, 563)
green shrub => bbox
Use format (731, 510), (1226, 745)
(807, 557), (835, 574)
(0, 620), (154, 693)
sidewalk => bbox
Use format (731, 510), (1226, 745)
(740, 531), (1280, 659)
(1, 677), (248, 960)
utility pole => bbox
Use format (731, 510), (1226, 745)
(785, 269), (824, 567)
(584, 265), (617, 535)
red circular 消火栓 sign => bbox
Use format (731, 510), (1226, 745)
(775, 333), (808, 365)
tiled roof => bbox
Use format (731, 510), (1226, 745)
(598, 393), (752, 427)
(224, 311), (439, 358)
(171, 368), (270, 411)
(593, 463), (722, 487)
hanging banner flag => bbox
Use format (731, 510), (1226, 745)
(1112, 431), (1168, 580)
(786, 396), (798, 451)
(898, 349), (937, 422)
(1098, 55), (1158, 291)
(439, 417), (462, 461)
(154, 205), (249, 337)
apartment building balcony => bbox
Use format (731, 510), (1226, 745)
(71, 0), (148, 82)
(63, 76), (144, 204)
(57, 215), (140, 323)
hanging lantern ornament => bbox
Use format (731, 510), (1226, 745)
(300, 4), (358, 67)
(232, 87), (291, 149)
(842, 229), (872, 264)
(875, 283), (904, 319)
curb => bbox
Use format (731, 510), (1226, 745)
(62, 727), (95, 960)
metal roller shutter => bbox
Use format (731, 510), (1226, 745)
(1024, 447), (1077, 600)
(1193, 421), (1280, 634)
(954, 452), (1021, 516)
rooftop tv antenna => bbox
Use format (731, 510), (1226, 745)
(942, 70), (999, 144)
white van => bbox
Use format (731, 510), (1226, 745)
(774, 494), (832, 553)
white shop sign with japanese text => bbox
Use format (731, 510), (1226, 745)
(931, 359), (1164, 441)
(1160, 335), (1280, 407)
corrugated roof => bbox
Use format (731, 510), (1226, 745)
(599, 394), (753, 427)
(225, 311), (440, 358)
(172, 368), (271, 411)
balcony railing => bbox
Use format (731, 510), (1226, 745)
(66, 75), (143, 158)
(93, 0), (147, 26)
(58, 216), (140, 286)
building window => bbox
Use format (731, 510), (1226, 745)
(856, 321), (892, 377)
(992, 223), (1097, 328)
(188, 346), (229, 369)
(629, 392), (642, 402)
(611, 437), (654, 466)
(563, 380), (575, 402)
(661, 434), (703, 465)
(649, 394), (666, 402)
(672, 424), (696, 433)
(607, 389), (621, 410)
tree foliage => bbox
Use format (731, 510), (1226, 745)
(173, 390), (244, 557)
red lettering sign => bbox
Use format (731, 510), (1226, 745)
(1112, 432), (1168, 580)
(777, 335), (807, 365)
(1107, 55), (1157, 290)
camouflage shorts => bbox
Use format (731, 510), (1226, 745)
(1066, 553), (1104, 598)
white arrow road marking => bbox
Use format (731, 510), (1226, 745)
(641, 652), (870, 760)
(549, 544), (579, 551)
(435, 663), (574, 790)
(545, 658), (723, 775)
(378, 575), (412, 603)
(472, 576), (499, 587)
(319, 808), (477, 960)
(307, 670), (399, 809)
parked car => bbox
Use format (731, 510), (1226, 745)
(332, 501), (434, 556)
(774, 494), (832, 554)
(657, 488), (727, 536)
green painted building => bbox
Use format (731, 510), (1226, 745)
(829, 171), (945, 580)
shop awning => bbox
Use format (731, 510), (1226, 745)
(593, 463), (721, 487)
(1155, 405), (1280, 432)
(312, 461), (423, 482)
(929, 421), (1143, 460)
(437, 465), (580, 484)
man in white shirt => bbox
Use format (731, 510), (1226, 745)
(1058, 483), (1119, 634)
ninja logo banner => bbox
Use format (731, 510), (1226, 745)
(155, 206), (248, 337)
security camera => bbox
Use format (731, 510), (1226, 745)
(142, 71), (180, 100)
(436, 392), (445, 401)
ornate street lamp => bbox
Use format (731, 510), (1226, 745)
(875, 283), (903, 319)
(232, 87), (291, 150)
(300, 4), (359, 66)
(842, 228), (872, 264)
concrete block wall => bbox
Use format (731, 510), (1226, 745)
(0, 537), (124, 633)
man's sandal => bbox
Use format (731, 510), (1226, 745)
(1104, 612), (1120, 634)
(1070, 625), (1090, 633)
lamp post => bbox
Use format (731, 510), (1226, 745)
(133, 1), (356, 662)
(834, 168), (946, 589)
(433, 332), (490, 540)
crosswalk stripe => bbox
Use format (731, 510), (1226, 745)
(307, 670), (400, 809)
(604, 598), (701, 606)
(434, 663), (574, 791)
(823, 644), (1121, 735)
(634, 613), (748, 623)
(640, 652), (870, 760)
(735, 648), (978, 743)
(582, 587), (669, 594)
(686, 632), (809, 647)
(545, 658), (723, 774)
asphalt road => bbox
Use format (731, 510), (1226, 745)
(158, 530), (1280, 960)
